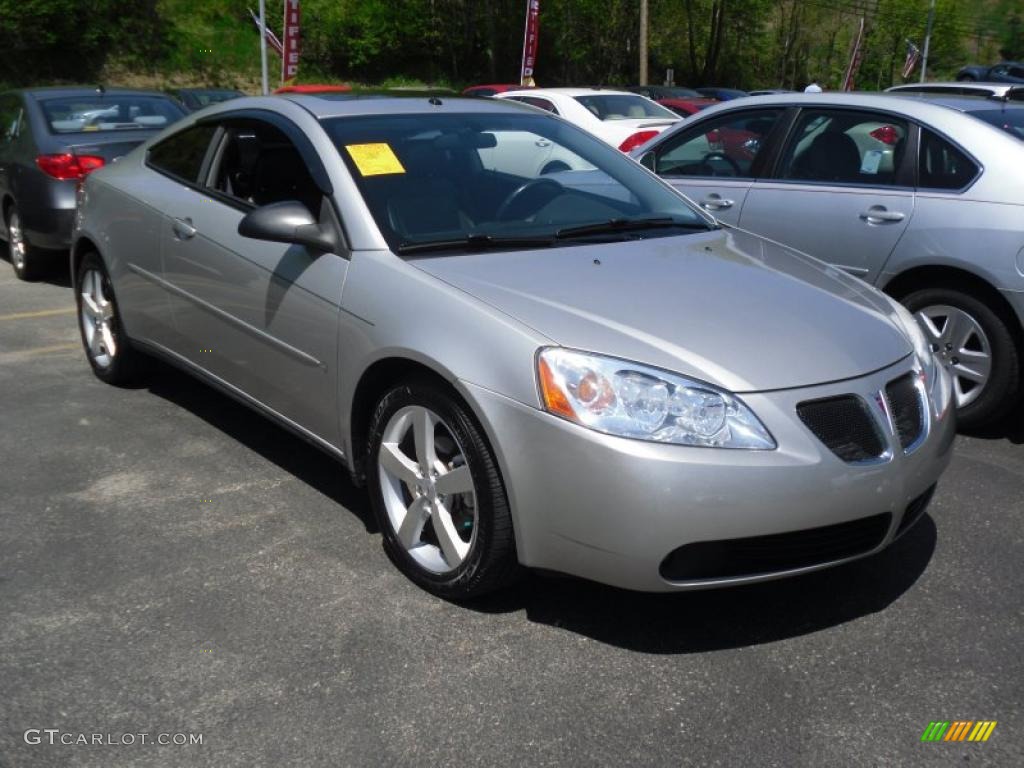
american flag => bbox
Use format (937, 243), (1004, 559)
(249, 7), (283, 56)
(902, 40), (921, 79)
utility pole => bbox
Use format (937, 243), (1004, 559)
(920, 0), (936, 83)
(258, 0), (269, 95)
(639, 0), (649, 85)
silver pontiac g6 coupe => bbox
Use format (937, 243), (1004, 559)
(72, 94), (955, 598)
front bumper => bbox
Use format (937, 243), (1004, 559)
(466, 357), (955, 592)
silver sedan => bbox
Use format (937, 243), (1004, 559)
(72, 95), (955, 598)
(633, 92), (1024, 429)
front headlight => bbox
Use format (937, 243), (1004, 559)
(893, 302), (936, 380)
(537, 348), (776, 449)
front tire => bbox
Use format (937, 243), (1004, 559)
(367, 379), (519, 599)
(903, 287), (1019, 430)
(76, 251), (147, 386)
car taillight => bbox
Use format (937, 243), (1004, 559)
(869, 125), (899, 145)
(35, 153), (106, 180)
(618, 130), (660, 152)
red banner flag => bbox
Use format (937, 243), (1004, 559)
(281, 0), (301, 83)
(520, 0), (540, 86)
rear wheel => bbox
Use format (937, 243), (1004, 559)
(5, 206), (43, 281)
(367, 379), (518, 599)
(76, 251), (147, 385)
(903, 287), (1019, 429)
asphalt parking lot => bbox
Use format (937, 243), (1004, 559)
(1, 258), (1022, 768)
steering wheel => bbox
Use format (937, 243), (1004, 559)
(495, 178), (564, 222)
(702, 151), (742, 177)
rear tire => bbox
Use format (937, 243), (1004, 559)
(5, 206), (44, 282)
(367, 379), (519, 599)
(75, 251), (148, 386)
(903, 287), (1019, 430)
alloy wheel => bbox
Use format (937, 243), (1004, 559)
(79, 267), (118, 369)
(915, 304), (992, 408)
(378, 405), (478, 574)
(8, 211), (26, 273)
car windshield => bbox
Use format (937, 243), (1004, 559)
(965, 107), (1024, 140)
(322, 111), (710, 253)
(41, 95), (184, 134)
(574, 94), (677, 120)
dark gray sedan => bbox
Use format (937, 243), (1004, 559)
(0, 86), (186, 280)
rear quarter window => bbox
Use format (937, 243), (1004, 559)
(918, 129), (979, 191)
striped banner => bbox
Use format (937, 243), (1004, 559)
(921, 721), (997, 742)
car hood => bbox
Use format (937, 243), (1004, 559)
(411, 228), (912, 392)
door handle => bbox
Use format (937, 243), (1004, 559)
(700, 194), (734, 210)
(859, 206), (905, 224)
(171, 217), (197, 240)
(535, 139), (552, 148)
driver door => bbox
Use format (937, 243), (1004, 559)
(648, 107), (787, 225)
(161, 116), (348, 444)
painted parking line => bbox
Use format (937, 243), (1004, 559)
(0, 307), (76, 322)
(0, 342), (80, 363)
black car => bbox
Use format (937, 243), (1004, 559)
(0, 87), (186, 280)
(626, 85), (705, 100)
(172, 88), (245, 112)
(695, 87), (749, 101)
(956, 61), (1024, 83)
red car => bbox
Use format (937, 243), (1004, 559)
(462, 84), (527, 98)
(626, 86), (716, 117)
(274, 84), (352, 94)
(657, 96), (718, 117)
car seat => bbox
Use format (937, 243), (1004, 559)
(790, 131), (861, 183)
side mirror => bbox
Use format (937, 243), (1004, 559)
(238, 200), (337, 253)
(638, 151), (657, 172)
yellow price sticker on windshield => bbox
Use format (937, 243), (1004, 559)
(345, 143), (406, 176)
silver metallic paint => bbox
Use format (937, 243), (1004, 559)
(74, 95), (955, 591)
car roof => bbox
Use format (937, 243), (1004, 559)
(682, 90), (986, 114)
(890, 93), (1024, 112)
(887, 81), (1016, 93)
(500, 87), (638, 98)
(270, 93), (542, 119)
(17, 86), (172, 100)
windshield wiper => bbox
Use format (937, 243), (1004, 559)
(396, 233), (555, 255)
(555, 216), (711, 239)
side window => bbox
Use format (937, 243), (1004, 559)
(777, 109), (908, 186)
(654, 108), (783, 179)
(208, 120), (322, 214)
(0, 95), (22, 145)
(147, 124), (217, 182)
(1009, 66), (1024, 80)
(918, 129), (978, 191)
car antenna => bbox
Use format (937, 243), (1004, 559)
(428, 96), (443, 106)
